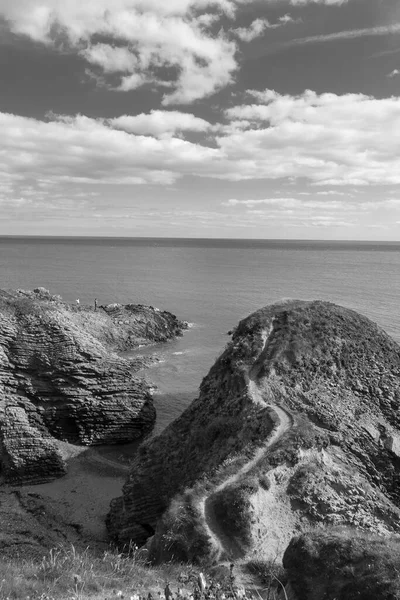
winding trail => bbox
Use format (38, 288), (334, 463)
(201, 326), (293, 562)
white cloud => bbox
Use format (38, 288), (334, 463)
(81, 44), (138, 74)
(2, 88), (400, 194)
(279, 23), (400, 49)
(231, 14), (297, 42)
(388, 69), (400, 78)
(316, 190), (348, 196)
(0, 111), (220, 188)
(109, 110), (212, 137)
(0, 0), (350, 105)
(0, 0), (242, 104)
(223, 197), (353, 210)
(217, 89), (400, 184)
(231, 18), (271, 42)
(290, 0), (348, 4)
(222, 196), (359, 229)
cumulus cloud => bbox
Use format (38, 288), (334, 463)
(0, 0), (242, 104)
(0, 0), (351, 104)
(81, 45), (138, 74)
(217, 89), (400, 184)
(231, 18), (271, 42)
(388, 69), (400, 78)
(2, 88), (400, 192)
(109, 110), (212, 137)
(0, 111), (220, 189)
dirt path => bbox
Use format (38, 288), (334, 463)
(201, 326), (293, 562)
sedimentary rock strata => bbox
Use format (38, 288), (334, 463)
(107, 300), (400, 564)
(0, 288), (187, 484)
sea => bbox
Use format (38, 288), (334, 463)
(1, 236), (400, 435)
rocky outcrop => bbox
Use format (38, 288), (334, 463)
(107, 300), (400, 564)
(0, 288), (187, 484)
(282, 530), (400, 600)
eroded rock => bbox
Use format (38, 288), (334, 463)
(0, 288), (187, 484)
(107, 300), (400, 563)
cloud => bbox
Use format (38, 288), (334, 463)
(221, 193), (400, 229)
(316, 190), (348, 196)
(109, 110), (212, 137)
(218, 89), (400, 184)
(231, 18), (272, 42)
(290, 0), (348, 4)
(0, 0), (352, 104)
(0, 111), (220, 189)
(222, 196), (359, 229)
(388, 69), (400, 78)
(2, 88), (400, 193)
(80, 45), (138, 74)
(223, 197), (353, 210)
(0, 0), (241, 104)
(231, 14), (298, 42)
(278, 23), (400, 49)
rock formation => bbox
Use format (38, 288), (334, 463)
(0, 288), (187, 484)
(107, 300), (400, 565)
(282, 530), (400, 600)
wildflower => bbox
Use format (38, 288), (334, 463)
(197, 573), (207, 593)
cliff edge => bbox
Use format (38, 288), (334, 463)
(107, 300), (400, 564)
(0, 287), (187, 485)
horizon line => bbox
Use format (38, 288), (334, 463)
(1, 235), (400, 244)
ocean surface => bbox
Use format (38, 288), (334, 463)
(2, 236), (400, 435)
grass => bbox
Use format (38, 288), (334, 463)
(0, 544), (275, 600)
(0, 544), (198, 600)
(245, 559), (287, 600)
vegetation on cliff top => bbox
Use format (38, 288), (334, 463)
(283, 529), (400, 600)
(108, 300), (400, 568)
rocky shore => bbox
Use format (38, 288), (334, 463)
(0, 287), (187, 485)
(3, 294), (400, 597)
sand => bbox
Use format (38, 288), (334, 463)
(23, 441), (131, 545)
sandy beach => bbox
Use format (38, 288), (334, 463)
(23, 441), (132, 545)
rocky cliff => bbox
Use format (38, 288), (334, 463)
(0, 288), (187, 484)
(107, 300), (400, 564)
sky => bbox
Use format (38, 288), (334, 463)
(1, 0), (400, 239)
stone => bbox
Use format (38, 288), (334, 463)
(362, 423), (380, 442)
(283, 531), (400, 600)
(107, 300), (400, 563)
(0, 288), (187, 484)
(384, 434), (400, 457)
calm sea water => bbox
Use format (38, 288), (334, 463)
(2, 236), (400, 434)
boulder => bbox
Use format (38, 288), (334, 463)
(283, 530), (400, 600)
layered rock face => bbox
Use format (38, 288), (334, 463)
(107, 300), (400, 563)
(0, 288), (186, 484)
